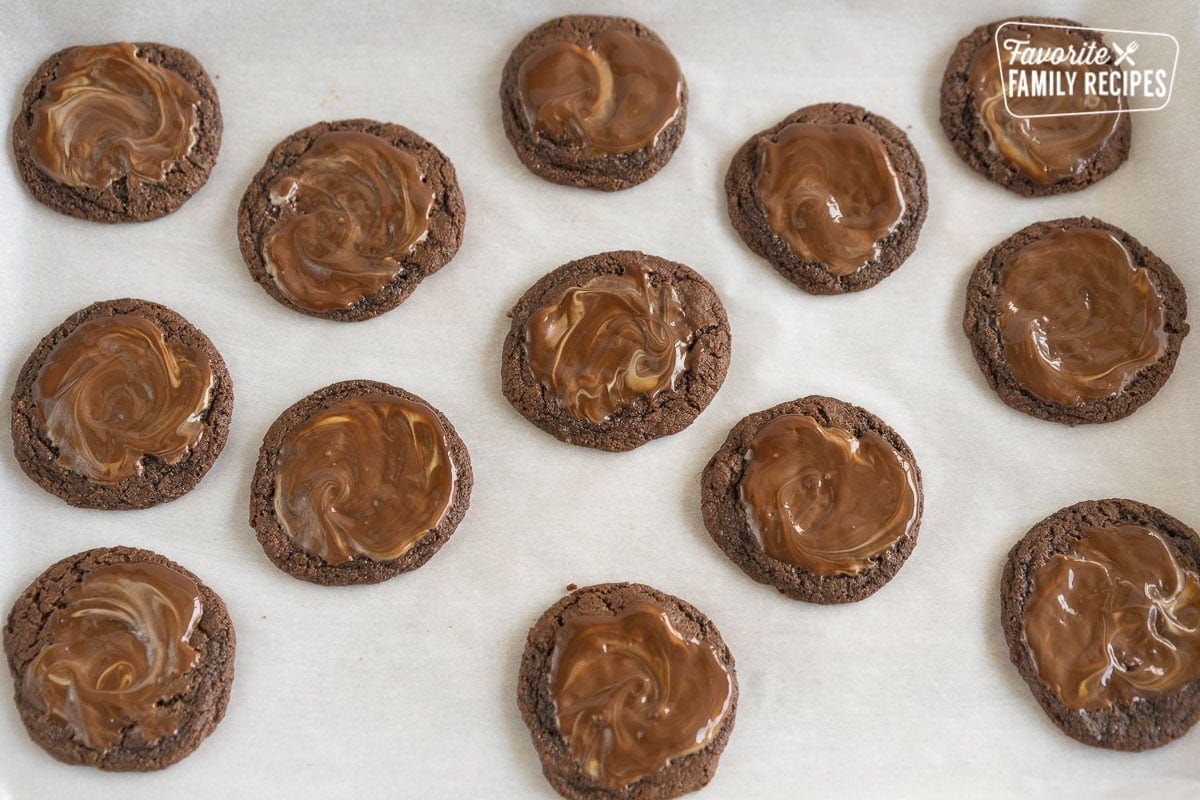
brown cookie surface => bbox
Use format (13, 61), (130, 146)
(702, 396), (923, 603)
(939, 17), (1131, 196)
(517, 582), (738, 800)
(11, 298), (233, 510)
(963, 217), (1188, 425)
(501, 251), (730, 451)
(13, 42), (222, 222)
(725, 102), (927, 294)
(500, 15), (688, 191)
(1000, 499), (1200, 750)
(4, 546), (236, 770)
(237, 118), (465, 321)
(250, 379), (472, 585)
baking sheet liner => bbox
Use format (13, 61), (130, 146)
(1, 1), (1197, 797)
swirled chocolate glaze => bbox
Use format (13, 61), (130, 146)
(516, 29), (683, 155)
(273, 394), (455, 564)
(739, 414), (919, 576)
(549, 602), (733, 789)
(29, 42), (199, 190)
(262, 131), (433, 312)
(997, 227), (1167, 406)
(524, 265), (695, 424)
(1024, 524), (1200, 711)
(969, 25), (1122, 184)
(22, 561), (202, 749)
(757, 123), (906, 275)
(33, 314), (215, 484)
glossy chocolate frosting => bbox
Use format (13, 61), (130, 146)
(997, 227), (1167, 406)
(29, 42), (199, 190)
(22, 561), (203, 749)
(969, 24), (1122, 184)
(1024, 524), (1200, 711)
(273, 393), (455, 564)
(756, 122), (906, 275)
(33, 313), (214, 484)
(738, 414), (920, 576)
(262, 130), (433, 312)
(517, 28), (682, 155)
(549, 601), (733, 789)
(524, 265), (695, 424)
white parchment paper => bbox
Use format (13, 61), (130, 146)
(1, 1), (1197, 797)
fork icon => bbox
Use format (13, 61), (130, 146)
(1111, 40), (1139, 66)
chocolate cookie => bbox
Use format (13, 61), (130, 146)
(500, 15), (688, 191)
(940, 17), (1131, 196)
(13, 42), (222, 222)
(518, 583), (738, 800)
(250, 380), (472, 585)
(4, 546), (236, 770)
(725, 102), (927, 295)
(1001, 499), (1200, 750)
(702, 395), (923, 604)
(11, 298), (233, 510)
(237, 118), (465, 321)
(501, 251), (730, 451)
(963, 217), (1188, 425)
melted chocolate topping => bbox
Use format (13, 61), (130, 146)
(33, 313), (214, 484)
(739, 414), (920, 576)
(517, 29), (683, 155)
(997, 227), (1167, 406)
(549, 601), (733, 789)
(969, 24), (1123, 184)
(23, 561), (203, 749)
(30, 42), (199, 190)
(756, 122), (906, 275)
(273, 393), (455, 564)
(524, 265), (695, 424)
(1024, 524), (1200, 711)
(262, 130), (433, 312)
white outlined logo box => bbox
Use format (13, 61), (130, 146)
(995, 22), (1179, 119)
